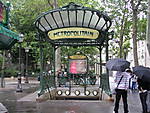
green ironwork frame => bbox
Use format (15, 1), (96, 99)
(35, 2), (113, 97)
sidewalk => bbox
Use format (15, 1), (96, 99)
(15, 91), (142, 113)
(0, 77), (143, 113)
(0, 77), (39, 90)
(0, 77), (40, 113)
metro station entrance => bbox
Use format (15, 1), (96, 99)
(35, 2), (112, 100)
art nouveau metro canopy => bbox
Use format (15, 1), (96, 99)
(35, 2), (112, 46)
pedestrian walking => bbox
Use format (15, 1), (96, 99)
(113, 69), (132, 113)
(137, 78), (150, 113)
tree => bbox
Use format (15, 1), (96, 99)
(147, 0), (150, 55)
(100, 0), (147, 66)
(10, 0), (148, 69)
(99, 0), (132, 58)
(9, 0), (100, 72)
(130, 0), (142, 66)
(117, 0), (130, 58)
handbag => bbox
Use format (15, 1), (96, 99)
(112, 75), (124, 94)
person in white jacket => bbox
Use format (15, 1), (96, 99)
(113, 69), (132, 113)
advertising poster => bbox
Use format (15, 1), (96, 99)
(69, 59), (87, 74)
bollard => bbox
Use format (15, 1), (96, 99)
(16, 73), (23, 92)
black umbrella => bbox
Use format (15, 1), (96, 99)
(132, 66), (150, 82)
(106, 58), (130, 71)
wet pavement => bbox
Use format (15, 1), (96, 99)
(0, 78), (143, 113)
(0, 78), (39, 113)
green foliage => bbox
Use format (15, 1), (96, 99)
(137, 18), (147, 40)
(9, 0), (103, 73)
(7, 0), (148, 71)
(61, 46), (99, 65)
(61, 46), (98, 56)
(99, 0), (147, 58)
(58, 0), (99, 8)
(4, 67), (18, 77)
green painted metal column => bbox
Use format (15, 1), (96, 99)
(100, 33), (112, 99)
(104, 33), (111, 96)
(98, 46), (102, 88)
(1, 51), (5, 88)
(98, 46), (103, 100)
(106, 33), (109, 74)
(38, 34), (45, 96)
(38, 36), (57, 97)
(53, 45), (56, 88)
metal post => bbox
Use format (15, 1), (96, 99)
(39, 36), (44, 96)
(16, 34), (24, 92)
(105, 33), (109, 75)
(98, 47), (102, 88)
(1, 51), (5, 88)
(53, 46), (57, 88)
(99, 47), (102, 75)
(25, 47), (29, 83)
(105, 33), (112, 97)
(5, 1), (10, 27)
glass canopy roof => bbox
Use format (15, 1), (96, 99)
(35, 2), (112, 46)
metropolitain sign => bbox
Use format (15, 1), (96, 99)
(48, 27), (99, 40)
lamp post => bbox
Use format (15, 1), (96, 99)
(5, 1), (10, 27)
(0, 51), (5, 88)
(16, 34), (24, 92)
(25, 47), (29, 83)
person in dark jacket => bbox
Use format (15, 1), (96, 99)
(137, 78), (150, 113)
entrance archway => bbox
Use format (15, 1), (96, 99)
(35, 2), (112, 99)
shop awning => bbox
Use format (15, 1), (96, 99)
(0, 25), (20, 49)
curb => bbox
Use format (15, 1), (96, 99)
(0, 103), (8, 113)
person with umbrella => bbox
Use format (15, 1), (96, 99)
(133, 66), (150, 113)
(106, 58), (131, 113)
(106, 58), (130, 72)
(113, 69), (132, 113)
(137, 78), (150, 113)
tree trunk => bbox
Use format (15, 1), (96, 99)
(132, 10), (139, 66)
(131, 0), (141, 66)
(147, 0), (150, 54)
(146, 0), (150, 66)
(119, 1), (128, 58)
(119, 14), (125, 58)
(53, 0), (61, 71)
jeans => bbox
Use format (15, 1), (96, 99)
(131, 82), (136, 90)
(139, 92), (147, 113)
(114, 89), (128, 113)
